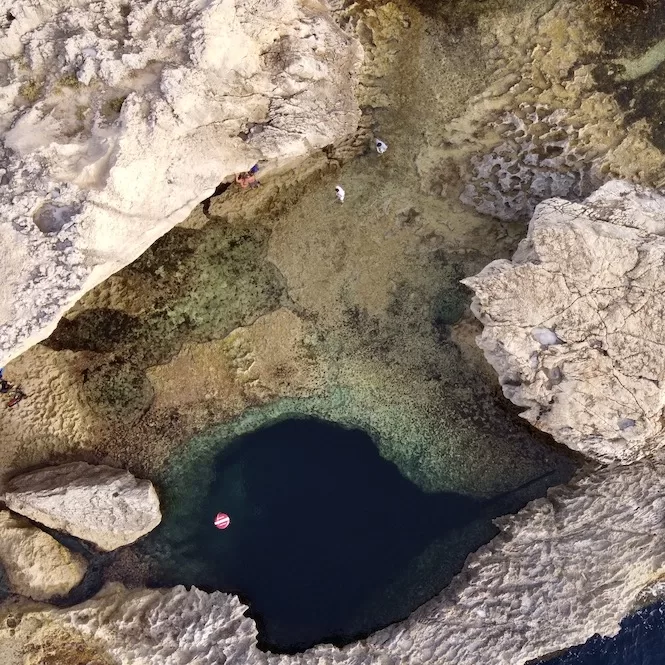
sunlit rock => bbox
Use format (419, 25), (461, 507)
(5, 458), (665, 664)
(463, 180), (665, 463)
(3, 462), (161, 551)
(0, 509), (86, 601)
(0, 0), (362, 366)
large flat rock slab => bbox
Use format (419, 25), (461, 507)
(3, 462), (161, 551)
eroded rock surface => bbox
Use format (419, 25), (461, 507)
(417, 0), (665, 223)
(0, 510), (86, 601)
(3, 462), (161, 550)
(0, 0), (361, 366)
(463, 180), (665, 463)
(4, 459), (665, 664)
(1, 1), (664, 663)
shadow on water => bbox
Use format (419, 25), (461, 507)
(150, 416), (563, 654)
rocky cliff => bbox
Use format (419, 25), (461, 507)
(0, 510), (87, 601)
(0, 0), (361, 366)
(1, 1), (665, 664)
(463, 180), (665, 463)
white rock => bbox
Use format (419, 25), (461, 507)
(11, 459), (665, 665)
(0, 509), (86, 601)
(3, 462), (161, 551)
(531, 327), (560, 346)
(0, 0), (362, 366)
(463, 180), (665, 463)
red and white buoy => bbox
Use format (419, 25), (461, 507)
(214, 512), (231, 530)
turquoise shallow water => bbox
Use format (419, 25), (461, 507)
(147, 415), (573, 653)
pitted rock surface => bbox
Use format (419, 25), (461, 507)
(3, 462), (161, 550)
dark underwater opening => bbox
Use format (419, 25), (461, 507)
(150, 416), (567, 654)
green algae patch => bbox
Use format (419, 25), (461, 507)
(45, 219), (287, 419)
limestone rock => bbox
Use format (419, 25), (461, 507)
(5, 459), (665, 664)
(0, 509), (86, 601)
(460, 107), (603, 222)
(3, 462), (161, 550)
(0, 0), (362, 366)
(463, 180), (665, 463)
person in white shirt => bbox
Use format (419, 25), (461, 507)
(335, 185), (345, 203)
(375, 138), (388, 155)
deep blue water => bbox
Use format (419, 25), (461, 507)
(152, 417), (567, 653)
(543, 602), (665, 665)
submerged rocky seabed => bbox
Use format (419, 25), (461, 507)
(2, 0), (665, 663)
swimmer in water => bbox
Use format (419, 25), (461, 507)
(375, 138), (388, 155)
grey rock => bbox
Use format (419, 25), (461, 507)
(463, 180), (665, 463)
(3, 462), (161, 551)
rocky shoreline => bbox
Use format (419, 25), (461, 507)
(3, 455), (665, 665)
(0, 0), (362, 366)
(2, 0), (665, 664)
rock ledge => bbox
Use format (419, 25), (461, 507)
(463, 180), (665, 463)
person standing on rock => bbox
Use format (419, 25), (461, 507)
(236, 170), (259, 189)
(335, 185), (345, 203)
(0, 368), (12, 395)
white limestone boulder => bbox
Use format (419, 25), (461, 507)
(0, 509), (87, 601)
(463, 180), (665, 463)
(3, 462), (161, 551)
(0, 0), (362, 366)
